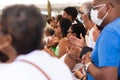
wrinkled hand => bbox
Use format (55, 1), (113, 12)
(68, 34), (84, 48)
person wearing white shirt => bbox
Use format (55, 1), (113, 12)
(0, 4), (74, 80)
(79, 1), (96, 49)
(0, 50), (74, 80)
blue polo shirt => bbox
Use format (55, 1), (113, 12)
(88, 17), (120, 80)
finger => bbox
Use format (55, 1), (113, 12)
(88, 53), (91, 57)
(66, 47), (69, 54)
(82, 54), (86, 60)
(69, 35), (76, 42)
(80, 33), (84, 39)
(81, 55), (86, 64)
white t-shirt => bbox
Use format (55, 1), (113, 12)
(0, 50), (74, 80)
(85, 27), (95, 49)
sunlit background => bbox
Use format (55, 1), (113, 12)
(0, 0), (93, 16)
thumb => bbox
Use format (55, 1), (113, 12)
(66, 47), (69, 54)
(80, 33), (84, 39)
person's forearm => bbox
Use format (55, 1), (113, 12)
(87, 63), (102, 80)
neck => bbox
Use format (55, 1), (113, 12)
(101, 5), (120, 28)
(109, 13), (120, 23)
(110, 5), (120, 22)
(1, 45), (17, 63)
(85, 20), (95, 30)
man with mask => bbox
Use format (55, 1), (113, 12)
(79, 1), (95, 49)
(82, 0), (120, 80)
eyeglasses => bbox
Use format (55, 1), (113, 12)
(78, 11), (85, 15)
(92, 3), (106, 11)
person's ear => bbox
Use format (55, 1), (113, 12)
(83, 14), (89, 21)
(0, 34), (12, 49)
(5, 34), (12, 44)
(106, 2), (113, 13)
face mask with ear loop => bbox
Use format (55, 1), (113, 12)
(90, 4), (108, 26)
(77, 9), (89, 24)
(77, 13), (84, 23)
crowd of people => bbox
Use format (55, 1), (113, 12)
(0, 0), (120, 80)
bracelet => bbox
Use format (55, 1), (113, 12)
(84, 62), (92, 72)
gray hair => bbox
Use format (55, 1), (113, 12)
(81, 1), (92, 15)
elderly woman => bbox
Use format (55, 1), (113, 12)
(0, 4), (74, 80)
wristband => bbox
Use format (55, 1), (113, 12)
(84, 62), (92, 72)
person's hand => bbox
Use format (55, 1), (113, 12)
(66, 46), (81, 62)
(74, 70), (85, 79)
(82, 52), (91, 64)
(47, 37), (59, 47)
(68, 33), (84, 48)
(44, 47), (55, 56)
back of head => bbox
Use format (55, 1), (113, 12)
(71, 23), (86, 39)
(59, 18), (72, 37)
(79, 46), (93, 59)
(1, 5), (45, 55)
(64, 7), (78, 21)
(47, 17), (54, 24)
(45, 27), (55, 36)
(55, 14), (62, 23)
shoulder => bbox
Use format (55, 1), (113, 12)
(103, 17), (120, 33)
(59, 38), (70, 46)
(98, 18), (120, 41)
(60, 38), (68, 43)
(0, 50), (74, 80)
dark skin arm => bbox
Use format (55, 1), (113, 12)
(83, 53), (118, 80)
(58, 38), (70, 58)
(87, 63), (118, 80)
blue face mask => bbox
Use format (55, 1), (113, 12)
(77, 13), (84, 23)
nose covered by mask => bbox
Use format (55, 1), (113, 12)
(90, 4), (108, 26)
(77, 13), (84, 23)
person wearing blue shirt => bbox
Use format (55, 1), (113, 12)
(82, 0), (120, 80)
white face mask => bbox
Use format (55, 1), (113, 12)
(77, 13), (84, 23)
(90, 4), (108, 26)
